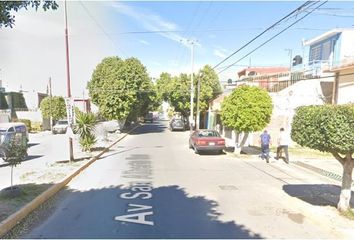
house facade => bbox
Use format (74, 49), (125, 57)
(303, 28), (354, 104)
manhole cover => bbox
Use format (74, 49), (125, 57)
(219, 185), (238, 190)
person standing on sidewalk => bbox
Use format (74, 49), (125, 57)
(260, 130), (271, 163)
(275, 127), (290, 164)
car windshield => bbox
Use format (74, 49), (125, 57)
(198, 131), (220, 138)
(57, 121), (68, 125)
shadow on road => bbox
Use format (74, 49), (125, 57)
(283, 184), (354, 208)
(130, 122), (167, 135)
(28, 143), (40, 148)
(18, 185), (263, 239)
(0, 155), (44, 168)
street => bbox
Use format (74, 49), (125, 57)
(20, 121), (350, 239)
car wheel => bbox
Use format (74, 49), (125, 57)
(218, 150), (224, 154)
(189, 141), (193, 149)
(194, 147), (199, 154)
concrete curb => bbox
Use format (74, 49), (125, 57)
(0, 124), (140, 238)
(294, 161), (354, 187)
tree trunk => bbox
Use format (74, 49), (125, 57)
(234, 132), (249, 153)
(337, 154), (354, 212)
(234, 132), (240, 152)
(239, 132), (249, 147)
(11, 165), (13, 190)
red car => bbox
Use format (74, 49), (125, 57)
(189, 129), (225, 154)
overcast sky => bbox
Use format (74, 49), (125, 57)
(1, 1), (354, 99)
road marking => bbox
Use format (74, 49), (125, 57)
(115, 154), (154, 226)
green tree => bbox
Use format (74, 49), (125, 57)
(169, 74), (191, 117)
(40, 96), (66, 121)
(0, 1), (58, 28)
(156, 72), (173, 102)
(1, 137), (27, 190)
(156, 66), (222, 120)
(88, 56), (155, 123)
(291, 104), (354, 212)
(195, 65), (222, 112)
(88, 57), (136, 121)
(220, 85), (273, 148)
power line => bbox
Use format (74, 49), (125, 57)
(173, 2), (202, 67)
(79, 1), (126, 57)
(212, 1), (315, 70)
(217, 1), (328, 75)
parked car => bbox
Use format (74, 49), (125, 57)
(0, 122), (29, 159)
(144, 112), (154, 123)
(189, 129), (225, 154)
(170, 118), (186, 131)
(52, 120), (69, 134)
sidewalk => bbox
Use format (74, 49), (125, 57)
(239, 146), (348, 186)
(0, 130), (121, 190)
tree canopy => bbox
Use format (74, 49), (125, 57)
(291, 104), (354, 155)
(0, 1), (58, 28)
(87, 56), (156, 121)
(291, 104), (354, 212)
(220, 85), (273, 132)
(155, 65), (221, 118)
(196, 65), (222, 112)
(40, 96), (66, 121)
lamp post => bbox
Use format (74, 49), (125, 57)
(64, 0), (74, 162)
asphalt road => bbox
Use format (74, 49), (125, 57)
(22, 121), (345, 238)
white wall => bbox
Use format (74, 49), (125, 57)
(338, 68), (354, 104)
(16, 111), (43, 122)
(340, 31), (354, 62)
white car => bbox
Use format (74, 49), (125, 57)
(52, 120), (69, 134)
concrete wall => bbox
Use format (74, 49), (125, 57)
(340, 31), (354, 61)
(337, 68), (354, 104)
(219, 79), (328, 148)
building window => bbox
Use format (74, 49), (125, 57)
(309, 45), (321, 63)
(322, 40), (332, 61)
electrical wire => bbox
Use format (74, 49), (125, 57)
(212, 1), (316, 70)
(217, 1), (328, 75)
(79, 1), (127, 57)
(88, 70), (354, 94)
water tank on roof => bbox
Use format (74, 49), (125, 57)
(293, 55), (302, 66)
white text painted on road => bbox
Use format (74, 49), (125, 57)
(115, 154), (154, 226)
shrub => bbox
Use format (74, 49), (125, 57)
(79, 133), (97, 152)
(291, 104), (354, 212)
(74, 111), (97, 152)
(16, 119), (31, 132)
(31, 122), (42, 132)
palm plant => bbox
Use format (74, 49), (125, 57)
(74, 111), (97, 152)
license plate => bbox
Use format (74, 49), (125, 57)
(209, 142), (215, 146)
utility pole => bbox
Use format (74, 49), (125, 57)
(285, 48), (293, 84)
(196, 72), (201, 130)
(188, 40), (195, 132)
(64, 0), (74, 162)
(49, 77), (53, 132)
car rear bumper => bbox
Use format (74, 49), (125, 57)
(53, 129), (67, 134)
(195, 145), (225, 151)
